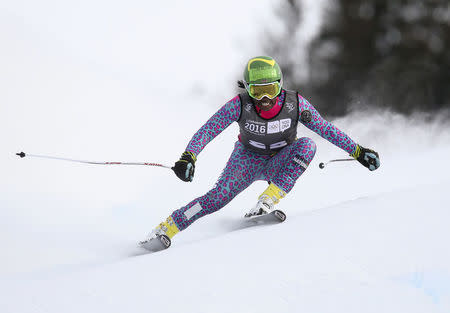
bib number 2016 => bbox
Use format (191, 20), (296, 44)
(245, 122), (266, 134)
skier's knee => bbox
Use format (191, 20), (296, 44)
(296, 137), (317, 162)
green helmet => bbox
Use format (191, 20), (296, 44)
(243, 56), (282, 85)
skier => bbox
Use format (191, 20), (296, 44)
(140, 56), (380, 250)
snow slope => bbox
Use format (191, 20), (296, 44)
(1, 169), (449, 313)
(1, 111), (450, 313)
(1, 0), (450, 312)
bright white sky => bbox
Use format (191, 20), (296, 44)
(0, 0), (277, 198)
(0, 0), (326, 210)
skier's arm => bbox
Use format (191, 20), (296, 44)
(185, 95), (241, 156)
(297, 94), (380, 171)
(172, 96), (241, 182)
(297, 94), (357, 154)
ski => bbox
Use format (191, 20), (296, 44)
(139, 234), (171, 252)
(244, 209), (286, 223)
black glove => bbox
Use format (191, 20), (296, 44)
(351, 145), (380, 171)
(172, 151), (196, 182)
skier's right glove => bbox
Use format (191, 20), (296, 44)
(351, 145), (380, 171)
(172, 151), (197, 182)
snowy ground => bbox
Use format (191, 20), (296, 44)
(1, 109), (449, 313)
(1, 1), (450, 312)
(2, 182), (450, 313)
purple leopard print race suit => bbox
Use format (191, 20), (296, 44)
(170, 90), (358, 231)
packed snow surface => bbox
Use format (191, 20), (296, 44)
(2, 110), (450, 313)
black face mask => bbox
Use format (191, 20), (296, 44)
(253, 96), (277, 111)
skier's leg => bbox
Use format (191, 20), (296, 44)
(169, 142), (268, 231)
(263, 137), (316, 198)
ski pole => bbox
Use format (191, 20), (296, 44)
(15, 152), (172, 169)
(318, 158), (356, 169)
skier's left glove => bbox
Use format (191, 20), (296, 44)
(351, 145), (380, 171)
(172, 151), (196, 182)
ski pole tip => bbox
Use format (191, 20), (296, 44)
(319, 162), (325, 169)
(16, 152), (26, 158)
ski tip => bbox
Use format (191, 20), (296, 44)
(16, 152), (26, 158)
(273, 210), (286, 222)
(139, 235), (171, 252)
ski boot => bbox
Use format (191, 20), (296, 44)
(139, 216), (180, 252)
(245, 183), (287, 222)
(245, 194), (275, 217)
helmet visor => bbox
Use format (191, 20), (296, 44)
(246, 82), (281, 100)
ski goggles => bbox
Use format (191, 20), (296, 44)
(244, 81), (281, 100)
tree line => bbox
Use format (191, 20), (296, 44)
(266, 0), (450, 117)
